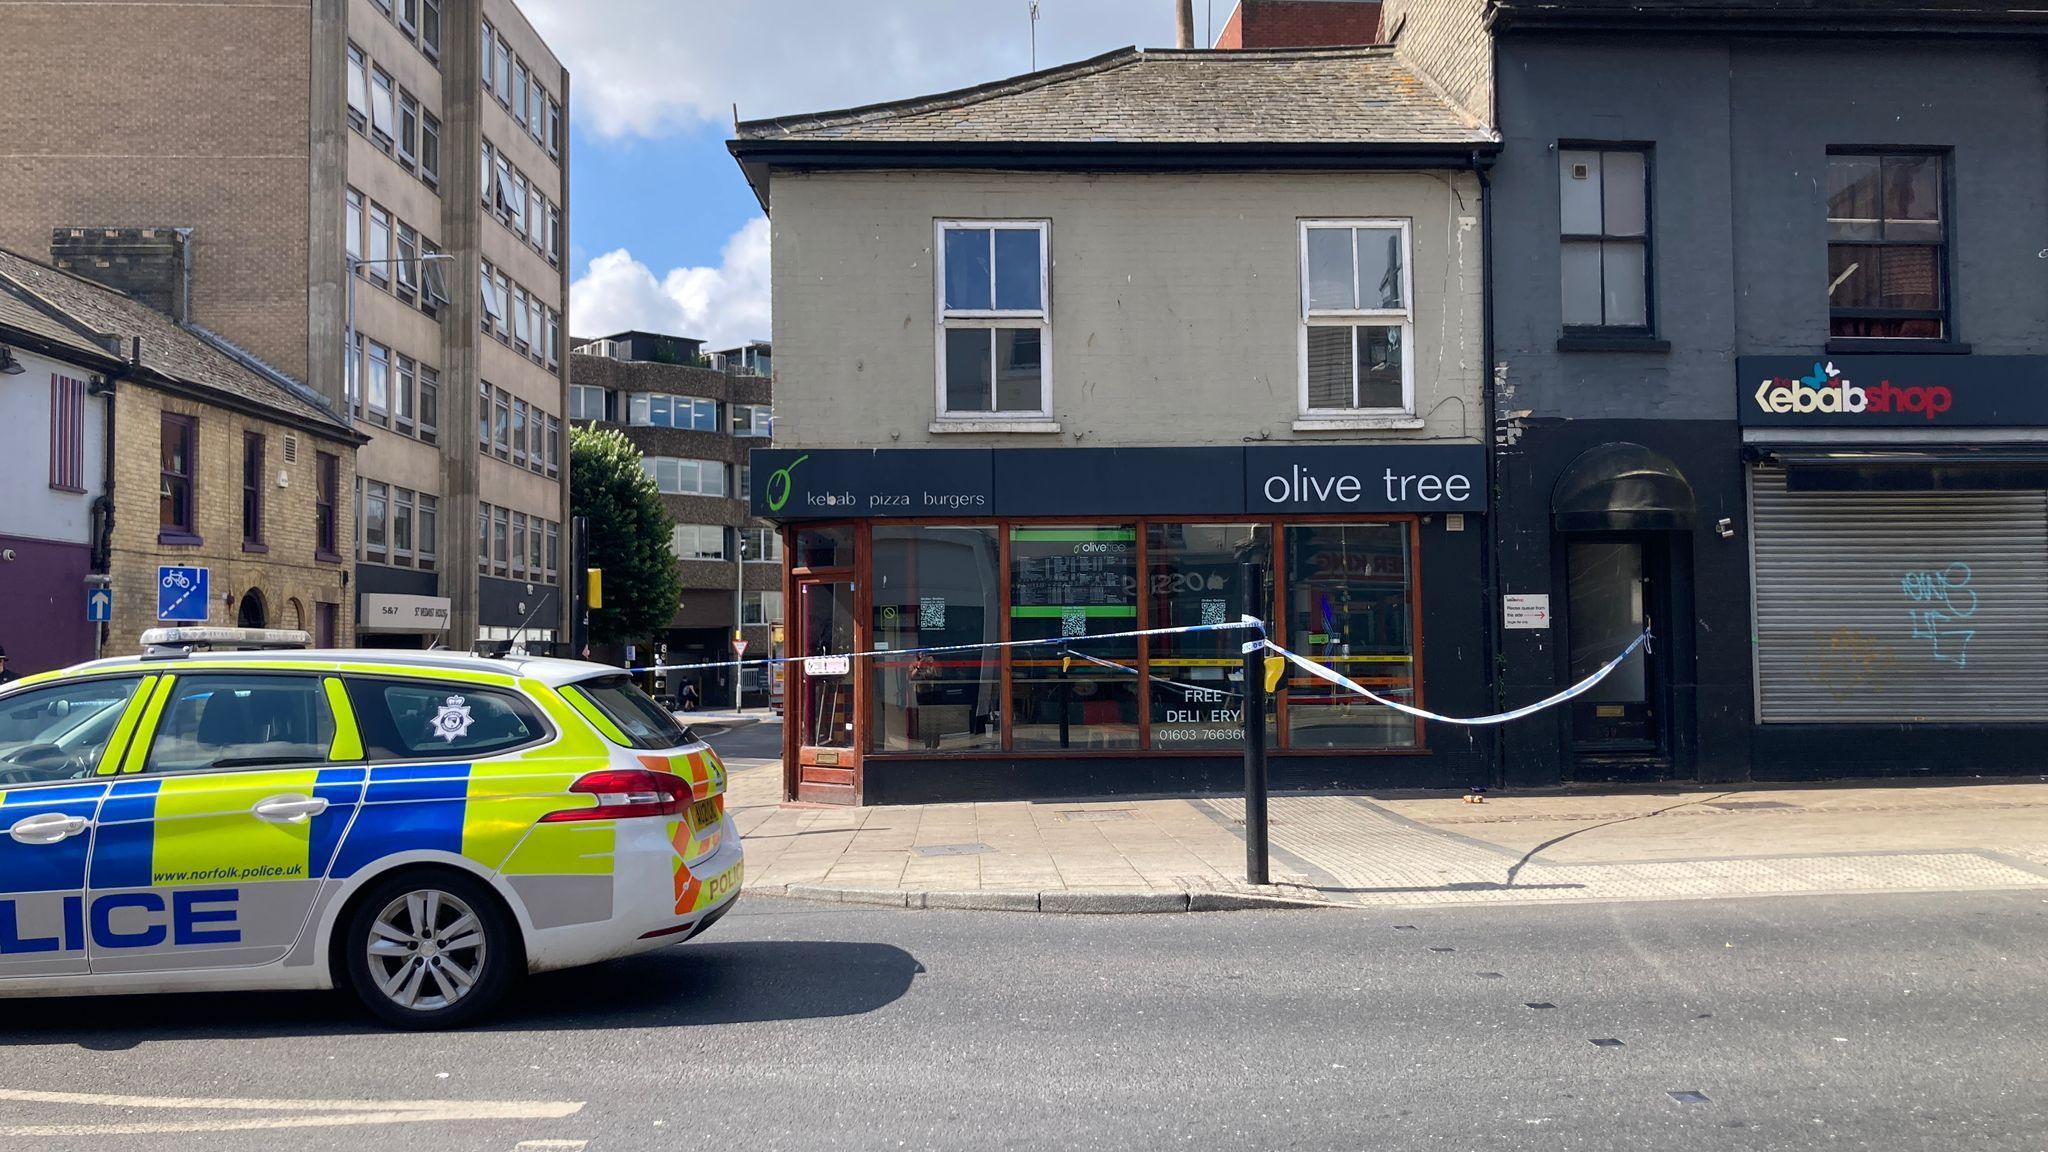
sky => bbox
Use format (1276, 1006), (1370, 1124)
(520, 0), (1209, 348)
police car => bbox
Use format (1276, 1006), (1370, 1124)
(0, 629), (744, 1028)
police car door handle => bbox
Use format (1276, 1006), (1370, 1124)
(252, 795), (329, 824)
(8, 812), (91, 845)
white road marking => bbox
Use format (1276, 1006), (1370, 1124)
(513, 1142), (590, 1150)
(0, 1087), (584, 1137)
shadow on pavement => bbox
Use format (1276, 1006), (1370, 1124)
(0, 940), (921, 1048)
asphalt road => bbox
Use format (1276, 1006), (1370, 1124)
(698, 716), (783, 767)
(0, 890), (2042, 1151)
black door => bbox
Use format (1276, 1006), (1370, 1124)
(1565, 539), (1659, 753)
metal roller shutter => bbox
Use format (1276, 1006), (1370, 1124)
(1749, 466), (2048, 723)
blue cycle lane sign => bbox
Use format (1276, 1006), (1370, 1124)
(157, 566), (209, 622)
(86, 587), (112, 622)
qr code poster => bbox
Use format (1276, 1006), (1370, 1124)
(1200, 599), (1228, 626)
(919, 596), (947, 629)
(1061, 606), (1088, 637)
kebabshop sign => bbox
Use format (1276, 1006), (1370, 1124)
(1739, 356), (2048, 428)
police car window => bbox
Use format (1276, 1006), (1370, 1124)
(0, 676), (146, 785)
(351, 681), (545, 759)
(144, 675), (336, 774)
(569, 675), (691, 750)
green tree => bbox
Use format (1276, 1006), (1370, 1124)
(569, 426), (682, 646)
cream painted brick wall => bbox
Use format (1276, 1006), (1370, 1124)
(106, 386), (357, 654)
(1381, 0), (1493, 127)
(771, 169), (1486, 449)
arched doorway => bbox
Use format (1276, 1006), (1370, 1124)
(237, 588), (269, 629)
(1552, 443), (1696, 779)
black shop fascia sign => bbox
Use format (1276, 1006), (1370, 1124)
(750, 445), (1487, 520)
(1740, 355), (2048, 428)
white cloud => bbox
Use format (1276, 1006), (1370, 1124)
(570, 217), (771, 349)
(535, 1), (1185, 347)
(521, 0), (1174, 139)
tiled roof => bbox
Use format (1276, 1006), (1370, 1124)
(0, 281), (110, 363)
(0, 248), (355, 438)
(735, 47), (1493, 145)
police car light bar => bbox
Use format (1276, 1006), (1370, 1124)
(140, 627), (313, 653)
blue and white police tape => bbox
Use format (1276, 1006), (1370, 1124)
(1059, 647), (1248, 699)
(1246, 630), (1653, 727)
(622, 617), (1268, 675)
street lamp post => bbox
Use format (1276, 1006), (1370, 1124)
(733, 532), (748, 712)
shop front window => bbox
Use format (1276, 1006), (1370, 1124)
(1009, 526), (1140, 750)
(871, 526), (1003, 752)
(1282, 523), (1416, 749)
(795, 525), (854, 569)
(1146, 524), (1275, 749)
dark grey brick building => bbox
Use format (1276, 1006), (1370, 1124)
(1393, 0), (2048, 785)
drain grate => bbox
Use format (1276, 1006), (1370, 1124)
(1668, 1091), (1711, 1105)
(914, 842), (993, 857)
(1393, 925), (1418, 931)
(1590, 1038), (1625, 1048)
(1710, 800), (1795, 811)
(1525, 1002), (1557, 1010)
(1055, 810), (1135, 823)
(1429, 946), (1456, 953)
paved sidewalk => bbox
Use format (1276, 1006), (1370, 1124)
(726, 765), (2048, 912)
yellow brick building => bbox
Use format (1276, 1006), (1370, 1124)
(0, 248), (363, 656)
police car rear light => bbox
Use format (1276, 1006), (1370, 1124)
(541, 769), (691, 822)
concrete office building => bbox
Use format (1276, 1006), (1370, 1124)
(570, 331), (782, 707)
(0, 0), (571, 652)
(732, 46), (1496, 804)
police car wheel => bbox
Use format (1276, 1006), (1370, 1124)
(342, 871), (517, 1028)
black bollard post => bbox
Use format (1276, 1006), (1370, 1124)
(1241, 562), (1269, 886)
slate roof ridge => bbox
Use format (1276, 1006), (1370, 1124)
(0, 267), (123, 362)
(739, 44), (1427, 141)
(0, 245), (356, 438)
(738, 46), (1144, 139)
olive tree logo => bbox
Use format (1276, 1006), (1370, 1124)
(765, 454), (810, 512)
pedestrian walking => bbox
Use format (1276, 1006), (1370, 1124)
(679, 678), (700, 712)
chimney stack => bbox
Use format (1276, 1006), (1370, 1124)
(50, 228), (192, 322)
(1175, 0), (1196, 48)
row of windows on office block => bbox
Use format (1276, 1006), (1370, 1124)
(348, 336), (439, 444)
(480, 19), (561, 164)
(478, 503), (562, 583)
(477, 383), (562, 478)
(481, 138), (562, 267)
(792, 522), (1418, 756)
(570, 385), (772, 436)
(345, 188), (450, 318)
(346, 40), (441, 192)
(641, 457), (749, 499)
(357, 480), (437, 570)
(669, 524), (785, 564)
(480, 257), (561, 368)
